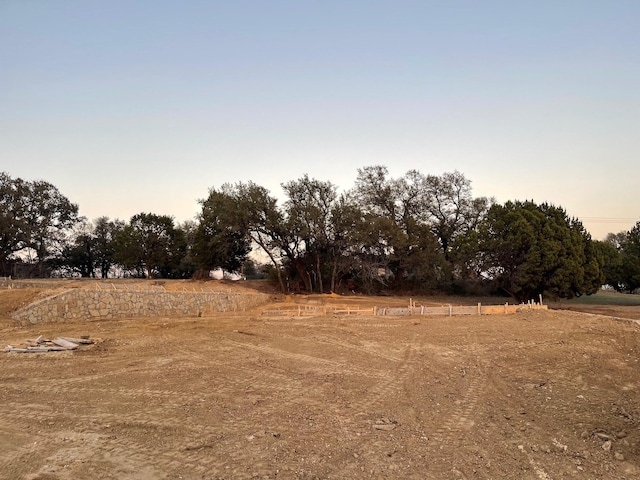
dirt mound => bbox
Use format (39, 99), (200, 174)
(0, 288), (48, 317)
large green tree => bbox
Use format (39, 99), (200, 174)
(325, 193), (365, 293)
(55, 216), (126, 278)
(352, 166), (436, 290)
(228, 181), (290, 292)
(194, 189), (251, 275)
(479, 200), (603, 302)
(201, 180), (353, 294)
(281, 175), (339, 293)
(351, 166), (487, 292)
(57, 220), (96, 277)
(174, 220), (198, 279)
(23, 179), (80, 276)
(424, 170), (493, 289)
(424, 170), (491, 260)
(0, 173), (80, 277)
(594, 225), (640, 293)
(0, 173), (29, 276)
(619, 222), (640, 292)
(114, 213), (184, 278)
(93, 217), (124, 278)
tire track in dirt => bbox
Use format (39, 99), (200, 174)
(0, 425), (63, 480)
(179, 335), (424, 477)
(1, 351), (265, 477)
(347, 343), (416, 414)
(205, 334), (433, 477)
(21, 360), (169, 389)
(214, 336), (416, 478)
(162, 340), (337, 476)
(417, 340), (554, 480)
(2, 379), (195, 405)
(416, 340), (490, 480)
(0, 356), (206, 430)
(0, 396), (194, 441)
(199, 335), (422, 477)
(226, 336), (392, 381)
(287, 331), (407, 364)
(327, 342), (425, 480)
(1, 401), (58, 426)
(1, 395), (237, 479)
(2, 325), (475, 479)
(226, 339), (349, 369)
(430, 367), (484, 445)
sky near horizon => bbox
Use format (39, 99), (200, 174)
(1, 1), (638, 240)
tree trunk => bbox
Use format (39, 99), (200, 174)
(293, 259), (312, 292)
(269, 256), (286, 293)
(316, 254), (323, 294)
(330, 259), (338, 293)
(251, 233), (287, 293)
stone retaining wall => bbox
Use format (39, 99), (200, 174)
(11, 289), (269, 324)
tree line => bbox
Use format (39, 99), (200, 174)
(1, 169), (639, 301)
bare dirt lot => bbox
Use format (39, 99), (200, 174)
(1, 283), (640, 479)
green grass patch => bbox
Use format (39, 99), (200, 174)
(558, 289), (640, 306)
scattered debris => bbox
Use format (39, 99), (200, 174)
(5, 335), (98, 353)
(373, 417), (398, 431)
(233, 329), (256, 336)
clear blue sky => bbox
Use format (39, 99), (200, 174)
(1, 0), (638, 239)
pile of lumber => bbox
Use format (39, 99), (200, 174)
(5, 335), (97, 353)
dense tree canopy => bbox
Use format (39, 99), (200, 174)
(93, 217), (124, 278)
(114, 213), (186, 278)
(194, 189), (251, 275)
(351, 166), (490, 292)
(598, 222), (640, 293)
(2, 169), (637, 301)
(57, 220), (96, 278)
(0, 173), (28, 275)
(622, 222), (640, 292)
(0, 173), (80, 277)
(479, 201), (603, 302)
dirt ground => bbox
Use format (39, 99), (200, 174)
(1, 283), (640, 479)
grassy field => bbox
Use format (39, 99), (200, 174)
(555, 289), (640, 306)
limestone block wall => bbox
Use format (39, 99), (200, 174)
(11, 289), (269, 324)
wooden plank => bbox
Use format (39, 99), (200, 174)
(59, 336), (94, 345)
(8, 348), (47, 353)
(7, 347), (53, 353)
(52, 337), (79, 350)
